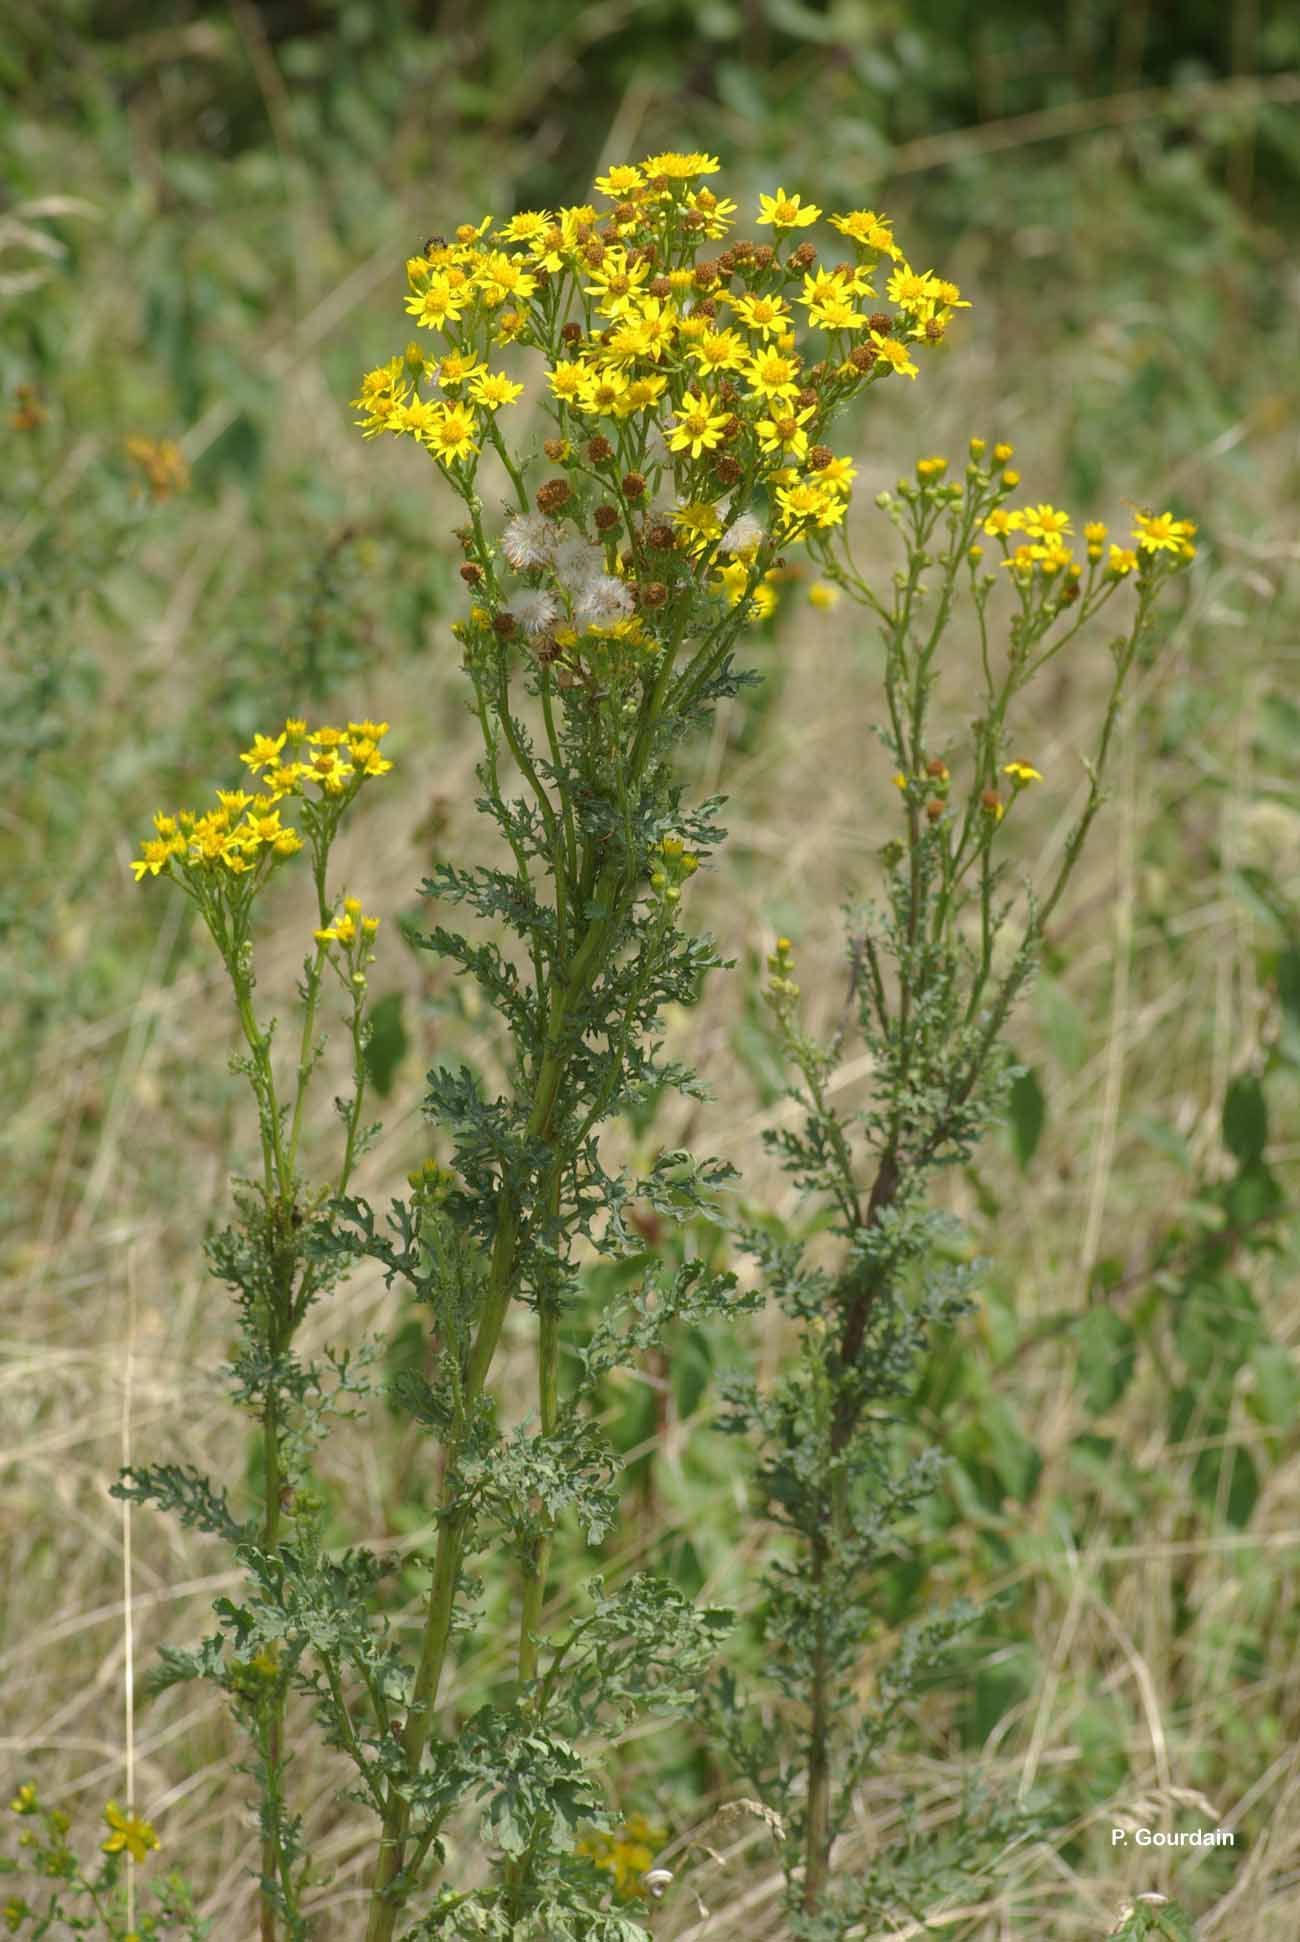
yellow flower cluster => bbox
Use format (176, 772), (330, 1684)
(125, 434), (189, 501)
(356, 155), (968, 665)
(649, 833), (700, 905)
(577, 1813), (664, 1900)
(132, 720), (393, 883)
(982, 481), (1197, 584)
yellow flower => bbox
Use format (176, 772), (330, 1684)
(684, 186), (736, 237)
(729, 292), (792, 340)
(498, 210), (553, 244)
(424, 401), (479, 466)
(755, 405), (815, 460)
(688, 327), (750, 375)
(469, 370), (525, 410)
(102, 1802), (160, 1863)
(1003, 760), (1043, 786)
(829, 208), (901, 256)
(817, 454), (857, 495)
(475, 251), (538, 306)
(615, 372), (669, 416)
(667, 389), (731, 460)
(916, 455), (948, 481)
(240, 731), (287, 773)
(808, 581), (839, 609)
(641, 150), (719, 178)
(870, 334), (918, 380)
(1107, 544), (1138, 577)
(131, 835), (177, 882)
(578, 367), (630, 416)
(1020, 503), (1072, 542)
(435, 349), (485, 388)
(548, 360), (589, 403)
(744, 349), (801, 402)
(584, 246), (651, 317)
(403, 280), (468, 330)
(595, 163), (644, 197)
(1083, 520), (1108, 543)
(9, 1784), (38, 1815)
(578, 1815), (666, 1899)
(756, 188), (822, 228)
(992, 441), (1014, 464)
(1132, 509), (1198, 557)
(886, 262), (939, 312)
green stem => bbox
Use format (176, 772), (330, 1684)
(260, 1390), (283, 1942)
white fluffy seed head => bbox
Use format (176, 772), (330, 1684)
(501, 513), (560, 570)
(511, 588), (561, 636)
(721, 512), (764, 555)
(551, 536), (604, 589)
(575, 574), (634, 624)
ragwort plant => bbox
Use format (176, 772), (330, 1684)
(107, 158), (971, 1941)
(710, 456), (1195, 1933)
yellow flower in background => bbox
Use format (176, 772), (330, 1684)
(1003, 760), (1043, 787)
(809, 581), (840, 609)
(578, 1815), (666, 1900)
(102, 1802), (160, 1863)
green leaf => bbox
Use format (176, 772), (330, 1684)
(1222, 1072), (1268, 1165)
(1035, 974), (1087, 1073)
(1257, 689), (1300, 756)
(1193, 1438), (1259, 1529)
(1074, 1307), (1137, 1415)
(364, 989), (408, 1097)
(1006, 1062), (1046, 1170)
(979, 1394), (1042, 1503)
(1247, 1342), (1300, 1430)
(1277, 942), (1300, 1010)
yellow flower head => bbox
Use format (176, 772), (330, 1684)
(870, 334), (918, 380)
(641, 151), (720, 179)
(1132, 509), (1198, 558)
(667, 389), (731, 460)
(757, 188), (822, 229)
(102, 1802), (160, 1864)
(595, 163), (645, 198)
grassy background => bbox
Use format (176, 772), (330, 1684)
(4, 1), (1300, 1934)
